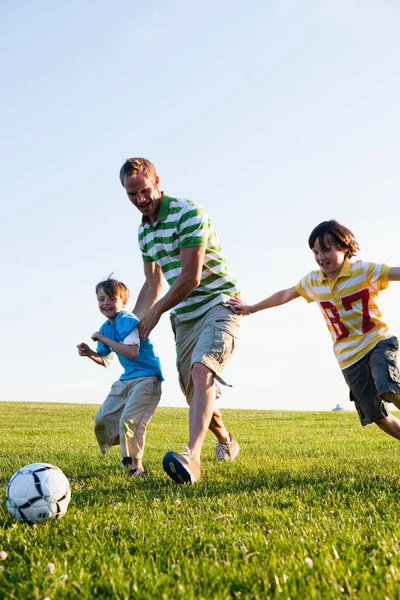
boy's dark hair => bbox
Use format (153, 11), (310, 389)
(119, 157), (157, 187)
(95, 277), (130, 304)
(308, 220), (360, 258)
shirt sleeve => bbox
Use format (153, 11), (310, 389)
(366, 262), (391, 292)
(116, 313), (140, 341)
(101, 353), (114, 367)
(96, 340), (113, 357)
(178, 203), (209, 248)
(295, 273), (315, 303)
(122, 329), (140, 347)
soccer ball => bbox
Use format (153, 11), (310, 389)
(6, 463), (71, 524)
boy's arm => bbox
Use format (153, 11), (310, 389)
(77, 343), (107, 366)
(91, 332), (139, 361)
(388, 267), (400, 281)
(228, 286), (300, 315)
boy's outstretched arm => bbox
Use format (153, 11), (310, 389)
(228, 286), (300, 315)
(77, 343), (106, 366)
(389, 268), (400, 281)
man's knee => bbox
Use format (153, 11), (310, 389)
(191, 362), (214, 387)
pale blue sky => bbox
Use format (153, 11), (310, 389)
(2, 0), (400, 411)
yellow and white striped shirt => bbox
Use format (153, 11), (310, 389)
(296, 259), (391, 370)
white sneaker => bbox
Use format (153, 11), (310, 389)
(215, 433), (240, 462)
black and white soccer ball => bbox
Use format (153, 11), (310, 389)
(6, 463), (71, 523)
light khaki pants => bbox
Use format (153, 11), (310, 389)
(94, 376), (162, 459)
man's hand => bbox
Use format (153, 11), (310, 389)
(77, 342), (94, 357)
(138, 306), (162, 340)
(227, 297), (254, 316)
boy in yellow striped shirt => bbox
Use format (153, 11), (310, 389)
(229, 220), (400, 439)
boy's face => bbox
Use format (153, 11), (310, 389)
(312, 236), (346, 280)
(123, 172), (162, 224)
(97, 288), (126, 322)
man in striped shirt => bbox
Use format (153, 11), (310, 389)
(230, 220), (400, 441)
(120, 157), (241, 484)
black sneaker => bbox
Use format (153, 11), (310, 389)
(119, 457), (132, 469)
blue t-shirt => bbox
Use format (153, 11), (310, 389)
(96, 311), (163, 382)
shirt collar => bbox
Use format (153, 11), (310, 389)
(319, 258), (352, 282)
(142, 192), (170, 227)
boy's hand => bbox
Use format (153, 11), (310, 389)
(91, 331), (104, 342)
(227, 297), (254, 316)
(77, 342), (93, 357)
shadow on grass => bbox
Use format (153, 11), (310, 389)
(66, 465), (399, 509)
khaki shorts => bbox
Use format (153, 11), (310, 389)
(94, 376), (162, 458)
(170, 304), (240, 401)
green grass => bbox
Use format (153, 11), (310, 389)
(1, 403), (400, 599)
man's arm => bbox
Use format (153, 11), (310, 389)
(133, 261), (164, 319)
(91, 333), (139, 361)
(138, 245), (206, 340)
(388, 267), (400, 281)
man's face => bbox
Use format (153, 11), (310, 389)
(123, 172), (161, 223)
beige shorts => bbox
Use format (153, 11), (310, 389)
(94, 376), (161, 459)
(170, 304), (240, 401)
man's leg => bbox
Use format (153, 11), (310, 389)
(188, 363), (231, 463)
(163, 307), (240, 483)
(187, 364), (231, 452)
(162, 362), (236, 484)
(208, 408), (231, 444)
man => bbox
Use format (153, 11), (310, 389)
(120, 157), (240, 484)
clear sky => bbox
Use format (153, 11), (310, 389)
(2, 0), (400, 412)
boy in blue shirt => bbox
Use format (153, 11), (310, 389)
(77, 277), (163, 477)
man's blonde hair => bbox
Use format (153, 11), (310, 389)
(119, 157), (157, 187)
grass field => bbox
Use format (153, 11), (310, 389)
(1, 403), (400, 599)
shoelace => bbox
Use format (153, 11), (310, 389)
(180, 445), (200, 470)
(216, 443), (230, 460)
(180, 444), (192, 457)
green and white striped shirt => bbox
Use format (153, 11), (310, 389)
(138, 194), (239, 322)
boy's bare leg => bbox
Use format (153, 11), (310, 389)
(384, 392), (400, 410)
(376, 414), (400, 440)
(375, 393), (400, 440)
